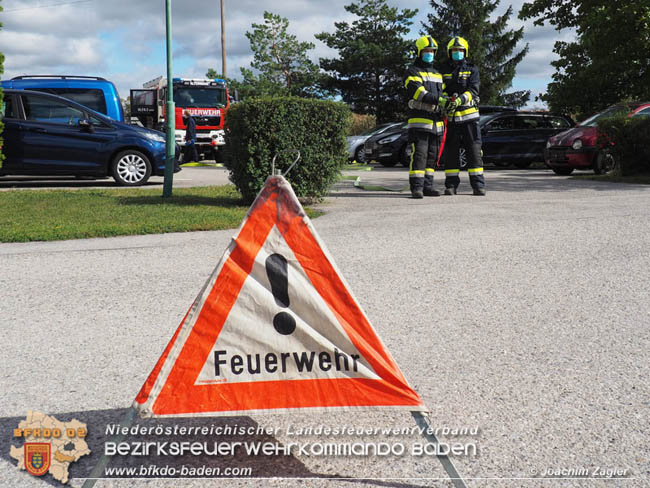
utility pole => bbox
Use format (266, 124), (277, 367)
(163, 0), (175, 197)
(220, 0), (226, 77)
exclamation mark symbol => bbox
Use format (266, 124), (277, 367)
(265, 253), (297, 335)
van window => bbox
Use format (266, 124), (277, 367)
(515, 116), (544, 129)
(35, 88), (107, 115)
(546, 116), (571, 128)
(487, 116), (514, 130)
(21, 95), (84, 125)
(1, 96), (17, 118)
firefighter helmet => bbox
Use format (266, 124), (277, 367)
(447, 36), (469, 58)
(415, 36), (438, 57)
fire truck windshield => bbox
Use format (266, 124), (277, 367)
(173, 86), (226, 108)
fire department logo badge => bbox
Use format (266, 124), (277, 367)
(10, 411), (91, 484)
(25, 443), (51, 476)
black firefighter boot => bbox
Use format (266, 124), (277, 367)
(423, 174), (440, 196)
(410, 177), (424, 199)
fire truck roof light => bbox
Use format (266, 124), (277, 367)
(172, 78), (181, 82)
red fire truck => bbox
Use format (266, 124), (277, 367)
(130, 76), (229, 161)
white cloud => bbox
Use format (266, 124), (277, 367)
(0, 0), (576, 106)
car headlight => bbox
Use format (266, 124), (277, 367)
(571, 138), (583, 150)
(144, 132), (166, 143)
(378, 134), (401, 144)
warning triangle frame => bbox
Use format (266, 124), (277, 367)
(134, 176), (425, 417)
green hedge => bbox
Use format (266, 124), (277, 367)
(223, 97), (350, 202)
(598, 113), (650, 176)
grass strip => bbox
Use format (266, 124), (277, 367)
(342, 163), (374, 171)
(180, 162), (225, 167)
(0, 185), (320, 243)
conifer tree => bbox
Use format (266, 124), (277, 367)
(316, 0), (418, 122)
(422, 0), (529, 107)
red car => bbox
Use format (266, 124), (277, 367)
(544, 102), (650, 175)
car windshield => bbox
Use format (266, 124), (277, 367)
(173, 87), (227, 108)
(579, 106), (628, 127)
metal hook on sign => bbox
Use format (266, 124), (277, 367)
(271, 149), (301, 177)
(283, 150), (301, 177)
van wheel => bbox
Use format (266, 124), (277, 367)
(112, 150), (152, 186)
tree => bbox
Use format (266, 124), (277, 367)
(248, 11), (324, 97)
(316, 0), (418, 123)
(422, 0), (530, 108)
(520, 1), (650, 118)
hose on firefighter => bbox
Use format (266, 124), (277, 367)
(436, 93), (457, 167)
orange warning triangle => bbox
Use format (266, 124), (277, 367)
(134, 176), (425, 417)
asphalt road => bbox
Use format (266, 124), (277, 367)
(1, 167), (649, 487)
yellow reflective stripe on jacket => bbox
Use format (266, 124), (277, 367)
(425, 168), (435, 175)
(468, 168), (484, 174)
(452, 107), (480, 122)
(409, 170), (425, 177)
(461, 91), (473, 105)
(445, 169), (460, 174)
(409, 117), (434, 124)
(456, 107), (478, 116)
(414, 86), (427, 101)
(454, 112), (479, 123)
(458, 71), (472, 76)
(404, 75), (423, 87)
(418, 72), (442, 82)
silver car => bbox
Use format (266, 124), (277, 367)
(347, 122), (401, 163)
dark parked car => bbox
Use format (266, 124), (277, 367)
(545, 102), (650, 175)
(347, 122), (401, 163)
(363, 122), (410, 167)
(364, 110), (574, 169)
(480, 111), (575, 168)
(1, 89), (179, 186)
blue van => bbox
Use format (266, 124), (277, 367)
(0, 75), (125, 122)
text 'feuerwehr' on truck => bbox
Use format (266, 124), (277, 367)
(130, 76), (229, 162)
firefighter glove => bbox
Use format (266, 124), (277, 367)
(446, 98), (461, 115)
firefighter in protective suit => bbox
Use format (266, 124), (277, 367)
(404, 36), (446, 199)
(440, 37), (486, 196)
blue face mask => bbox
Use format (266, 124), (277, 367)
(451, 51), (465, 61)
(422, 52), (435, 63)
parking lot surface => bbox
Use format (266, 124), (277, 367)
(1, 168), (649, 487)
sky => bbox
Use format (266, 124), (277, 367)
(0, 0), (576, 109)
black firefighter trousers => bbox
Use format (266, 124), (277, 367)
(408, 129), (441, 194)
(442, 120), (486, 190)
